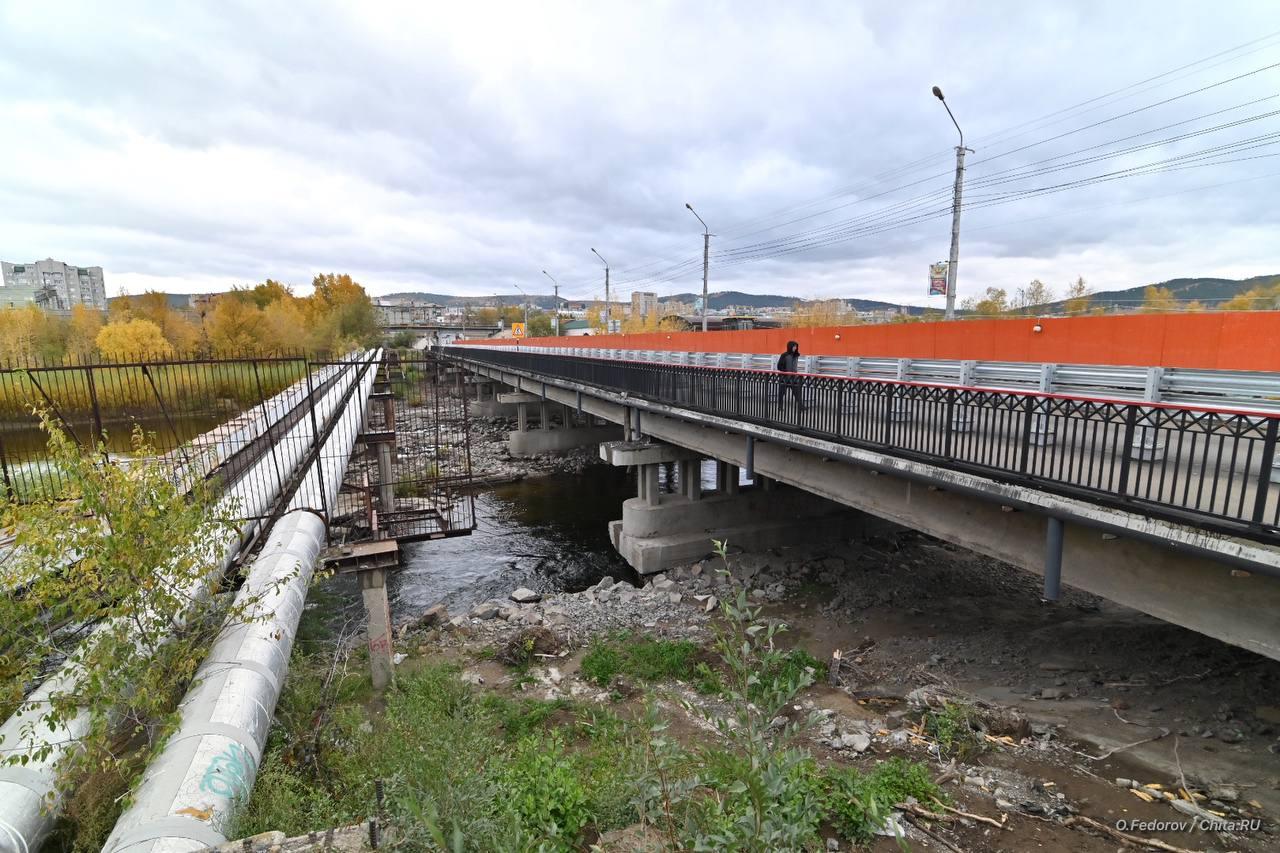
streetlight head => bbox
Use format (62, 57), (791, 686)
(932, 85), (944, 101)
(685, 202), (693, 210)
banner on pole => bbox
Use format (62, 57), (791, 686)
(928, 262), (949, 296)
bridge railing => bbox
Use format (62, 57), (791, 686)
(445, 346), (1280, 542)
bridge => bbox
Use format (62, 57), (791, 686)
(442, 311), (1280, 664)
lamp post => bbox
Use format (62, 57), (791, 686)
(932, 85), (972, 321)
(512, 283), (530, 332)
(686, 203), (712, 332)
(542, 270), (560, 336)
(591, 248), (610, 333)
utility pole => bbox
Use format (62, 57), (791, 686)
(932, 86), (972, 321)
(591, 248), (610, 332)
(686, 203), (712, 332)
(542, 270), (560, 335)
(513, 283), (530, 332)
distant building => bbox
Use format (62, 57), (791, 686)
(631, 291), (659, 319)
(0, 258), (107, 310)
(560, 319), (592, 336)
(372, 298), (446, 326)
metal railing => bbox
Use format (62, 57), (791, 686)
(453, 342), (1280, 414)
(445, 346), (1280, 542)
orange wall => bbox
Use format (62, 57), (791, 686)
(462, 312), (1280, 371)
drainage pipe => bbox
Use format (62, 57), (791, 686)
(0, 352), (375, 853)
(102, 350), (379, 853)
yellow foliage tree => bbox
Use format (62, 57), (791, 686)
(206, 295), (267, 355)
(960, 287), (1009, 317)
(1141, 285), (1177, 313)
(96, 318), (175, 361)
(66, 305), (104, 360)
(791, 299), (859, 328)
(1220, 281), (1280, 311)
(1063, 277), (1092, 315)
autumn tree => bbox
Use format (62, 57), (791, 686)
(960, 287), (1009, 317)
(95, 318), (175, 360)
(1063, 277), (1092, 315)
(1141, 285), (1177, 313)
(791, 299), (859, 327)
(1012, 279), (1055, 312)
(1220, 280), (1280, 311)
(65, 304), (104, 360)
(206, 296), (266, 355)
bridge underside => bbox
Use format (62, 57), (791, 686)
(458, 359), (1280, 662)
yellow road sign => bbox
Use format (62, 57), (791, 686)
(512, 322), (526, 338)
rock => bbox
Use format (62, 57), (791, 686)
(826, 838), (840, 851)
(995, 798), (1017, 812)
(510, 587), (541, 603)
(548, 667), (563, 685)
(393, 652), (407, 665)
(419, 603), (450, 627)
(1209, 786), (1239, 802)
(768, 715), (788, 731)
(1040, 687), (1066, 700)
(470, 602), (500, 620)
(704, 595), (719, 613)
(446, 615), (471, 631)
(841, 733), (871, 753)
(667, 592), (683, 605)
(653, 577), (676, 592)
(460, 670), (485, 686)
(1218, 729), (1245, 744)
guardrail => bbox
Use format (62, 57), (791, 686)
(445, 346), (1280, 543)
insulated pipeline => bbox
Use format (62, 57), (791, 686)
(0, 351), (375, 853)
(101, 350), (380, 852)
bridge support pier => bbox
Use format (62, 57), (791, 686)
(601, 440), (862, 574)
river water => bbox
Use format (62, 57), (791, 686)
(388, 464), (640, 616)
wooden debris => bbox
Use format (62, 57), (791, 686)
(1063, 815), (1202, 853)
(938, 803), (1008, 830)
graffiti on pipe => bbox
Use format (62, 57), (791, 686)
(197, 741), (257, 802)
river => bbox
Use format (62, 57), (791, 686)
(388, 463), (640, 616)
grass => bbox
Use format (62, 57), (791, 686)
(579, 632), (704, 688)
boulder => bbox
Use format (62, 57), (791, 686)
(510, 587), (541, 604)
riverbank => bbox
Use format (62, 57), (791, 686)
(230, 414), (1278, 850)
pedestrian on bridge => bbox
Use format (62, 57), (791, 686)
(777, 340), (804, 414)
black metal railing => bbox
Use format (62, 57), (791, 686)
(0, 352), (476, 546)
(445, 347), (1280, 542)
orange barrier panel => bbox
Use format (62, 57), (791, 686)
(458, 312), (1280, 372)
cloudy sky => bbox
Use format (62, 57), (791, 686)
(2, 1), (1278, 306)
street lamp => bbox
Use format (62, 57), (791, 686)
(542, 270), (560, 336)
(590, 248), (610, 333)
(512, 282), (530, 332)
(686, 203), (712, 332)
(932, 85), (972, 321)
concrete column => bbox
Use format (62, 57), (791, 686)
(682, 459), (702, 501)
(539, 401), (550, 431)
(360, 568), (395, 691)
(563, 404), (575, 428)
(517, 403), (528, 433)
(637, 466), (648, 501)
(377, 440), (394, 513)
(644, 463), (660, 507)
(381, 395), (396, 434)
(715, 460), (728, 493)
(725, 464), (740, 495)
(623, 408), (633, 442)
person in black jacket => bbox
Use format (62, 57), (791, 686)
(776, 340), (804, 412)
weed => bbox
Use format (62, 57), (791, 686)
(823, 758), (946, 844)
(482, 695), (573, 741)
(923, 701), (985, 760)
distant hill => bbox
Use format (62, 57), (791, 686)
(386, 289), (926, 314)
(1038, 274), (1280, 312)
(658, 290), (923, 314)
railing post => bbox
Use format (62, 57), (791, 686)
(1019, 394), (1035, 473)
(1252, 418), (1278, 524)
(1117, 405), (1138, 494)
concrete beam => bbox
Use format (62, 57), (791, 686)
(459, 358), (1280, 660)
(599, 440), (704, 467)
(509, 424), (622, 457)
(497, 391), (541, 404)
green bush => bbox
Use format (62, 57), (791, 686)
(823, 758), (945, 844)
(501, 733), (592, 851)
(923, 701), (985, 760)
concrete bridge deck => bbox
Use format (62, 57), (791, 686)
(444, 344), (1280, 662)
